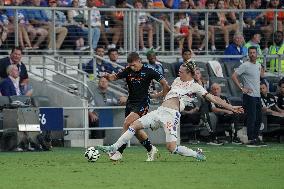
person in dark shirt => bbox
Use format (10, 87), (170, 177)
(104, 52), (170, 161)
(208, 83), (243, 145)
(260, 82), (284, 126)
(0, 46), (32, 95)
(277, 80), (284, 110)
(0, 47), (28, 82)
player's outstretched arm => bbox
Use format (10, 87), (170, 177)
(150, 79), (170, 98)
(205, 93), (244, 114)
(104, 73), (117, 81)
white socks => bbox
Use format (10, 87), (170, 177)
(173, 145), (197, 157)
(112, 127), (136, 150)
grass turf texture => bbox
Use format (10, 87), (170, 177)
(0, 144), (283, 189)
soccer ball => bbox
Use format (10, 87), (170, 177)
(84, 147), (100, 162)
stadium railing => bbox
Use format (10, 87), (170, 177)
(0, 6), (283, 55)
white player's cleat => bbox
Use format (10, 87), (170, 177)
(146, 145), (158, 162)
(109, 151), (123, 161)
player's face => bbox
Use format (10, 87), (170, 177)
(10, 66), (19, 78)
(260, 84), (267, 95)
(128, 59), (142, 71)
(178, 65), (191, 80)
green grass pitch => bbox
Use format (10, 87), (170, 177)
(0, 144), (283, 189)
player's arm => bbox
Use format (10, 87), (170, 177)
(150, 78), (170, 98)
(204, 93), (243, 114)
(104, 73), (117, 81)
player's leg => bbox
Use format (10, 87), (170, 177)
(97, 119), (144, 153)
(161, 108), (206, 161)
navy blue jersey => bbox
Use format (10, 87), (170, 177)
(116, 64), (164, 104)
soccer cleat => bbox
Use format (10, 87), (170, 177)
(146, 145), (158, 162)
(96, 145), (116, 154)
(195, 148), (206, 161)
(109, 151), (123, 161)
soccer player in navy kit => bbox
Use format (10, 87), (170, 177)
(104, 52), (170, 161)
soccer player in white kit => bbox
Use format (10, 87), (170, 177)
(97, 61), (243, 161)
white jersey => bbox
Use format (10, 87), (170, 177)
(164, 77), (208, 111)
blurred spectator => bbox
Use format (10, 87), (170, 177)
(107, 48), (125, 73)
(198, 0), (216, 51)
(9, 0), (48, 49)
(268, 31), (284, 73)
(260, 82), (284, 125)
(134, 0), (154, 52)
(265, 0), (283, 36)
(83, 46), (113, 76)
(47, 0), (88, 51)
(194, 66), (208, 89)
(89, 77), (127, 138)
(0, 47), (32, 95)
(163, 0), (182, 9)
(212, 0), (240, 49)
(277, 80), (284, 110)
(243, 31), (263, 64)
(0, 64), (32, 96)
(208, 83), (243, 145)
(0, 13), (8, 48)
(174, 48), (193, 76)
(174, 12), (192, 52)
(243, 0), (266, 40)
(223, 32), (245, 63)
(84, 0), (101, 50)
(44, 0), (68, 51)
(57, 0), (72, 6)
(146, 49), (164, 75)
(101, 0), (127, 49)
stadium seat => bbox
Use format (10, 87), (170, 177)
(265, 76), (281, 93)
(223, 61), (242, 77)
(207, 61), (226, 77)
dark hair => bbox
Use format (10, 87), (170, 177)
(260, 81), (267, 86)
(205, 0), (215, 7)
(107, 48), (118, 55)
(11, 46), (23, 54)
(250, 30), (261, 39)
(182, 48), (191, 55)
(182, 60), (196, 75)
(95, 46), (104, 51)
(127, 52), (140, 63)
(279, 78), (284, 87)
(248, 46), (257, 52)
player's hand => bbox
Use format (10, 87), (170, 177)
(232, 106), (244, 114)
(241, 87), (253, 94)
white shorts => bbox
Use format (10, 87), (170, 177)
(138, 106), (181, 142)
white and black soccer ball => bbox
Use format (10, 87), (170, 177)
(84, 147), (100, 162)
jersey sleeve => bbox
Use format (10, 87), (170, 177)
(192, 83), (208, 97)
(149, 67), (164, 82)
(115, 67), (129, 79)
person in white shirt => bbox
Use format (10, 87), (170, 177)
(97, 61), (243, 161)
